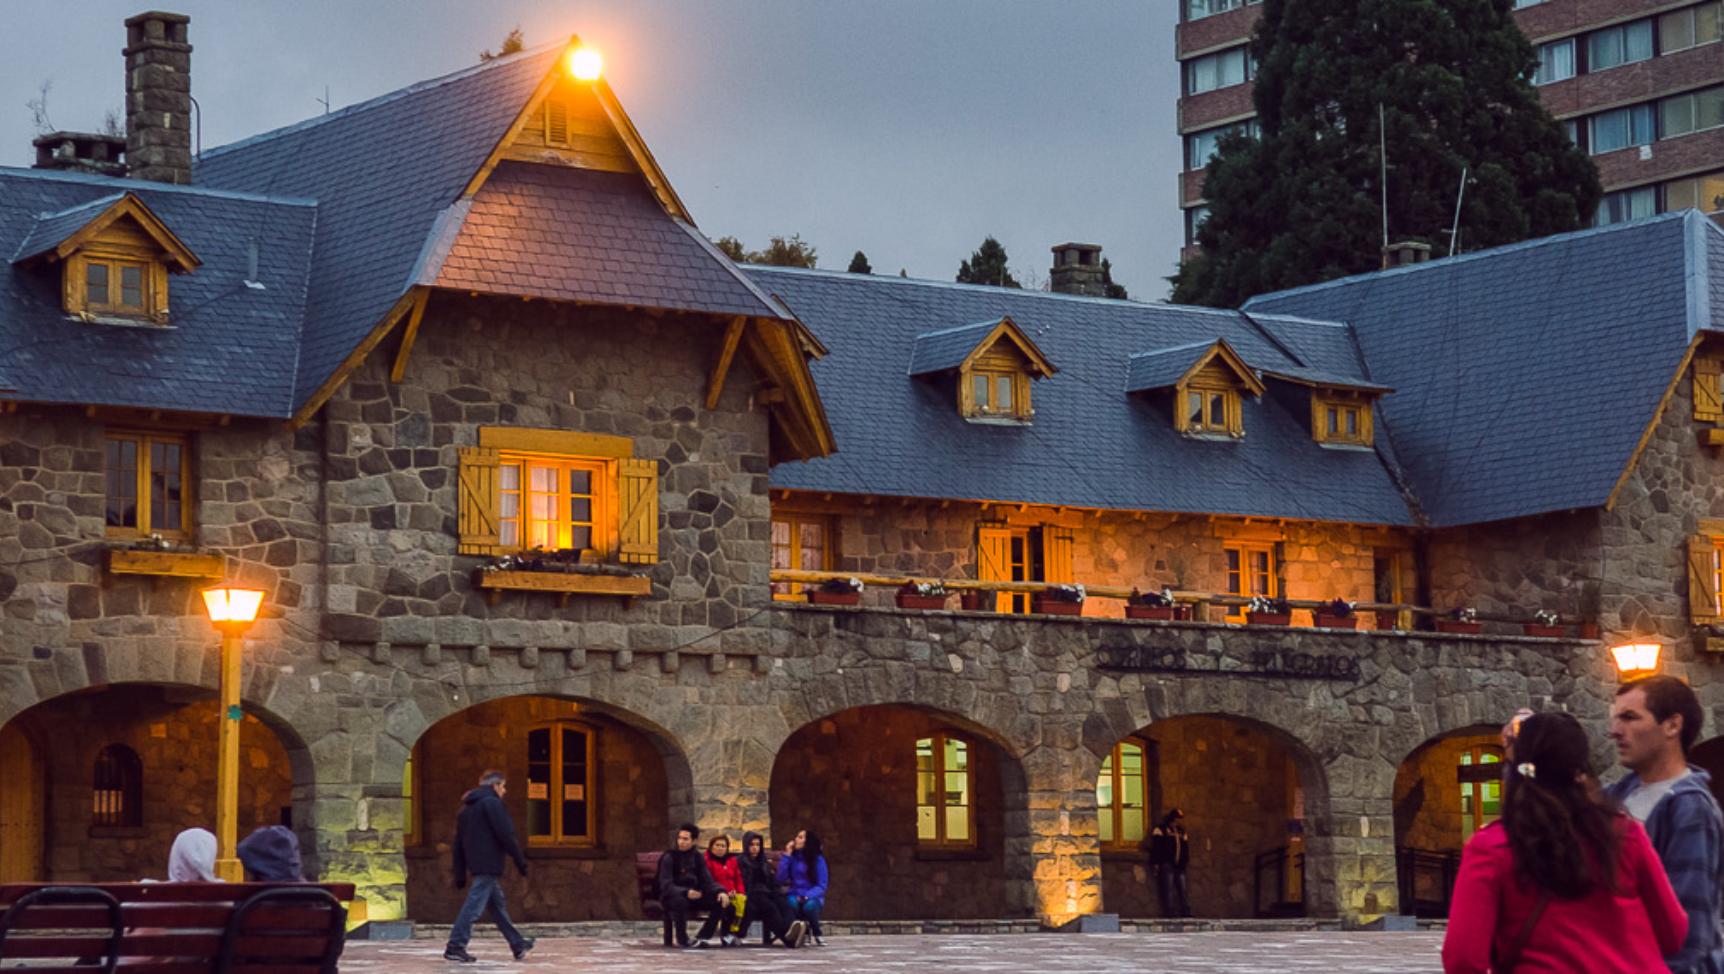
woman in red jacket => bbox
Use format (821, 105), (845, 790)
(1442, 711), (1686, 973)
(694, 834), (746, 947)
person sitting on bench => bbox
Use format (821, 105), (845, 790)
(735, 831), (808, 948)
(657, 823), (727, 948)
(238, 826), (303, 882)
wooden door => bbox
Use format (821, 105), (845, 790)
(0, 722), (44, 881)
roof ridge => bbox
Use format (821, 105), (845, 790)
(1127, 339), (1217, 359)
(200, 41), (564, 162)
(1244, 211), (1691, 307)
(31, 192), (126, 220)
(744, 263), (1210, 311)
(0, 167), (318, 206)
(914, 318), (1002, 338)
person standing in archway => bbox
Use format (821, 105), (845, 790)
(445, 770), (533, 964)
(1147, 808), (1191, 918)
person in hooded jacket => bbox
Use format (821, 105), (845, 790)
(777, 830), (829, 945)
(658, 823), (728, 948)
(445, 770), (533, 964)
(237, 825), (302, 882)
(734, 831), (807, 948)
(692, 834), (745, 947)
(1147, 808), (1192, 918)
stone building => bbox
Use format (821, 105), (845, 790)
(3, 11), (1724, 933)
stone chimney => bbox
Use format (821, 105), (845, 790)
(1050, 243), (1106, 296)
(124, 11), (193, 184)
(1380, 240), (1432, 269)
(32, 131), (128, 177)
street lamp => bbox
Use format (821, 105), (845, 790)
(201, 586), (263, 882)
(1610, 641), (1662, 681)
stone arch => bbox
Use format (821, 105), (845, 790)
(1391, 723), (1501, 918)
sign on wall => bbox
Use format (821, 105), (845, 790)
(1096, 645), (1361, 682)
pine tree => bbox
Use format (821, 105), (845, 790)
(710, 234), (817, 268)
(1171, 0), (1600, 307)
(713, 236), (747, 262)
(847, 251), (872, 274)
(956, 237), (1020, 288)
(479, 27), (525, 62)
(1102, 258), (1128, 300)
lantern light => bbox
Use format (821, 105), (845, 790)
(202, 587), (264, 627)
(1610, 641), (1661, 679)
(567, 46), (603, 82)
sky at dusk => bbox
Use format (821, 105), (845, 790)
(4, 1), (1183, 297)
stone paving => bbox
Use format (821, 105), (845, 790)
(339, 932), (1446, 973)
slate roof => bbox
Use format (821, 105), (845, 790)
(0, 169), (316, 416)
(756, 268), (1414, 525)
(908, 320), (1003, 376)
(1124, 341), (1216, 392)
(429, 163), (782, 318)
(11, 193), (127, 262)
(1247, 210), (1724, 527)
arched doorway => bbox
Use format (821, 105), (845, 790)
(403, 694), (691, 922)
(0, 683), (298, 882)
(1097, 715), (1315, 919)
(1393, 726), (1501, 917)
(768, 705), (1033, 921)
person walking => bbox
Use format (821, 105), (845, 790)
(1147, 809), (1191, 918)
(777, 830), (829, 946)
(1442, 712), (1686, 973)
(445, 770), (534, 964)
(734, 831), (807, 948)
(658, 823), (727, 948)
(1607, 675), (1724, 974)
(692, 834), (744, 948)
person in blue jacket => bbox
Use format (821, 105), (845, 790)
(776, 829), (829, 946)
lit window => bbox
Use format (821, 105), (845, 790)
(1668, 172), (1724, 213)
(526, 722), (595, 845)
(82, 256), (151, 317)
(403, 748), (421, 847)
(1185, 47), (1254, 95)
(1225, 542), (1276, 621)
(1659, 86), (1724, 139)
(105, 432), (189, 539)
(498, 455), (607, 553)
(916, 733), (974, 849)
(93, 743), (142, 828)
(1534, 39), (1575, 85)
(1659, 3), (1722, 53)
(1587, 20), (1654, 71)
(771, 514), (833, 599)
(1459, 746), (1503, 838)
(1590, 104), (1656, 155)
(1098, 740), (1149, 850)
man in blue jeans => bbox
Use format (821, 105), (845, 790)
(445, 770), (534, 963)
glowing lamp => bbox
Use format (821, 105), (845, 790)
(567, 47), (603, 82)
(1610, 641), (1661, 679)
(202, 587), (264, 630)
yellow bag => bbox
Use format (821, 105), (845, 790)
(728, 893), (748, 934)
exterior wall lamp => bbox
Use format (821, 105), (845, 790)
(201, 586), (264, 882)
(1609, 641), (1662, 681)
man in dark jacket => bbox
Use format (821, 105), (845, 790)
(657, 823), (727, 948)
(1146, 808), (1192, 918)
(734, 830), (807, 948)
(445, 770), (534, 963)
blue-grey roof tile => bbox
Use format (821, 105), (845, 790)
(1124, 341), (1214, 392)
(908, 320), (1002, 375)
(10, 193), (128, 263)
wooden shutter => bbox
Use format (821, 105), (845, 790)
(456, 446), (501, 555)
(1689, 535), (1721, 624)
(1042, 527), (1075, 585)
(1696, 357), (1724, 422)
(617, 457), (660, 565)
(977, 523), (1012, 613)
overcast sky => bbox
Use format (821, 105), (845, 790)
(4, 1), (1182, 297)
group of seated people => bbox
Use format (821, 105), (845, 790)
(656, 824), (828, 949)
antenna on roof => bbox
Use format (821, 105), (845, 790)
(1448, 166), (1469, 257)
(1378, 103), (1389, 254)
(316, 86), (331, 115)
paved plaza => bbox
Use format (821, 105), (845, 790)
(339, 932), (1446, 973)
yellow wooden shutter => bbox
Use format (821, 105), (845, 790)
(1689, 535), (1721, 624)
(1696, 357), (1723, 422)
(978, 524), (1012, 613)
(617, 457), (660, 565)
(456, 446), (502, 555)
(1042, 527), (1075, 585)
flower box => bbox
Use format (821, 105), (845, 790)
(896, 593), (949, 610)
(1246, 611), (1291, 626)
(477, 570), (652, 605)
(1435, 620), (1483, 634)
(107, 548), (225, 579)
(1126, 605), (1178, 621)
(1522, 624), (1568, 638)
(959, 591), (993, 611)
(807, 590), (861, 607)
(1314, 614), (1358, 630)
(1032, 596), (1083, 616)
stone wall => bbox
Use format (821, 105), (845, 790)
(1425, 511), (1604, 632)
(768, 705), (1026, 920)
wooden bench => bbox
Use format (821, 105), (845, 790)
(0, 882), (353, 974)
(635, 851), (782, 945)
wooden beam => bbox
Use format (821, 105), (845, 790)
(288, 290), (420, 431)
(705, 316), (747, 410)
(390, 287), (432, 383)
(478, 570), (652, 599)
(1607, 335), (1701, 511)
(461, 43), (574, 199)
(108, 549), (225, 579)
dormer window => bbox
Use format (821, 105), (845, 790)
(1128, 338), (1263, 439)
(82, 256), (152, 317)
(1185, 385), (1239, 434)
(909, 315), (1057, 424)
(10, 192), (199, 325)
(1313, 392), (1372, 446)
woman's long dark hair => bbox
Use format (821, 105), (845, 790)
(799, 830), (824, 866)
(1501, 712), (1619, 898)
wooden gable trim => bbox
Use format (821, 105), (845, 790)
(288, 286), (427, 431)
(956, 316), (1058, 378)
(47, 194), (200, 272)
(1178, 339), (1265, 397)
(706, 316), (747, 410)
(389, 287), (432, 383)
(479, 426), (633, 458)
(742, 318), (836, 460)
(592, 79), (692, 223)
(1606, 334), (1704, 511)
(462, 44), (571, 200)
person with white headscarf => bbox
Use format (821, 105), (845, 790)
(159, 828), (220, 882)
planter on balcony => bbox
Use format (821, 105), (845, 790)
(1246, 612), (1291, 626)
(107, 548), (225, 579)
(477, 570), (652, 605)
(1314, 614), (1358, 630)
(1522, 624), (1568, 638)
(1577, 622), (1600, 639)
(1435, 620), (1483, 634)
(959, 591), (994, 611)
(896, 593), (949, 610)
(807, 590), (861, 607)
(1032, 597), (1083, 616)
(1126, 605), (1178, 621)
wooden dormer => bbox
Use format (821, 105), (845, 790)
(11, 192), (199, 325)
(1256, 367), (1391, 448)
(1128, 339), (1263, 438)
(909, 316), (1057, 423)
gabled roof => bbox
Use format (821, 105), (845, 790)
(1247, 210), (1724, 527)
(753, 267), (1413, 525)
(12, 191), (200, 271)
(0, 169), (316, 417)
(907, 315), (1056, 377)
(1259, 364), (1392, 394)
(1125, 338), (1264, 395)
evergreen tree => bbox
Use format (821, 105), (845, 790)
(709, 234), (818, 268)
(1171, 0), (1600, 307)
(847, 250), (872, 274)
(713, 236), (747, 262)
(956, 237), (1020, 288)
(1102, 258), (1128, 300)
(479, 27), (525, 62)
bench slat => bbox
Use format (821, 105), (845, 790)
(0, 883), (355, 905)
(0, 934), (333, 959)
(3, 905), (337, 930)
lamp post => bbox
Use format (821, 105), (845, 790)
(201, 587), (263, 883)
(1609, 641), (1662, 682)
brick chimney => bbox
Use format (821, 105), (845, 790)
(124, 11), (192, 184)
(1050, 243), (1106, 296)
(32, 131), (128, 177)
(1380, 240), (1432, 269)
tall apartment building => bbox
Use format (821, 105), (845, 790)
(1177, 0), (1724, 255)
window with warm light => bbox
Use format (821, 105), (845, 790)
(105, 432), (190, 539)
(1459, 746), (1503, 839)
(498, 454), (607, 553)
(771, 513), (833, 599)
(526, 722), (596, 846)
(1225, 542), (1277, 621)
(1098, 739), (1149, 850)
(916, 733), (975, 849)
(457, 430), (658, 564)
(92, 743), (142, 828)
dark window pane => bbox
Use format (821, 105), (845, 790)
(86, 262), (109, 306)
(526, 728), (551, 837)
(106, 439), (137, 528)
(569, 469), (591, 494)
(120, 265), (144, 308)
(561, 728), (589, 838)
(569, 497), (591, 523)
(151, 441), (183, 531)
